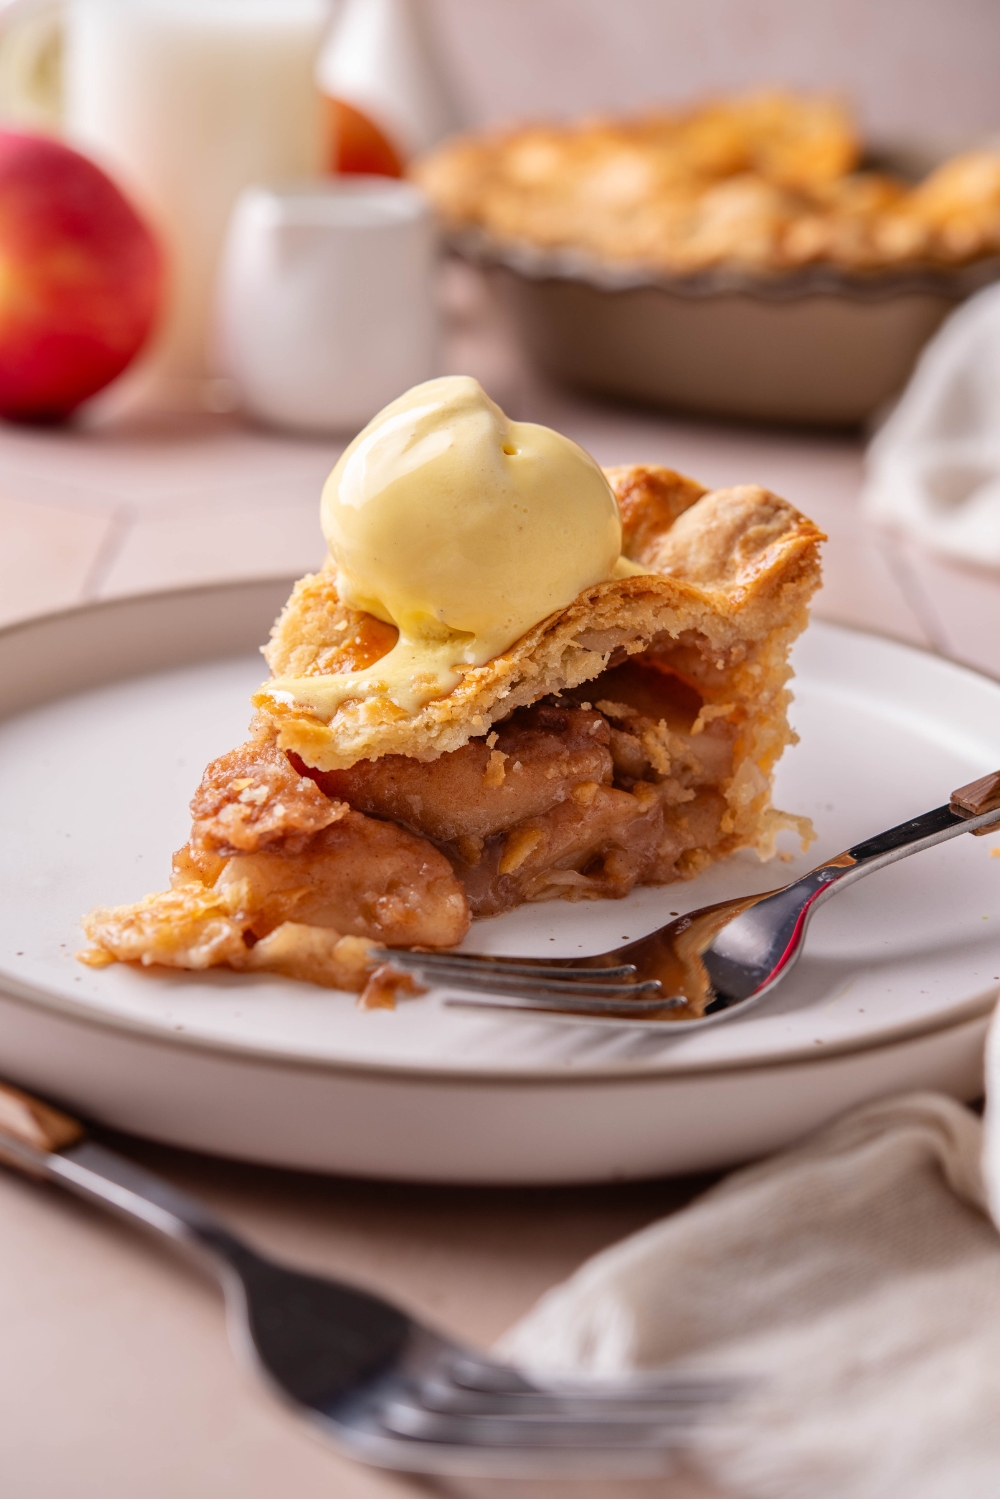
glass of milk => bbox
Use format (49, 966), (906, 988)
(62, 0), (332, 406)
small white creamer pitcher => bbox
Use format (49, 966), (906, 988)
(213, 177), (439, 435)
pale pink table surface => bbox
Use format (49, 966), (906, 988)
(1, 267), (999, 1499)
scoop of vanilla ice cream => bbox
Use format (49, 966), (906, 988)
(322, 375), (623, 662)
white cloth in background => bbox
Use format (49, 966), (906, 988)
(863, 281), (1000, 566)
(502, 1017), (1000, 1498)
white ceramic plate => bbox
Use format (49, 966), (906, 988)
(0, 581), (998, 1181)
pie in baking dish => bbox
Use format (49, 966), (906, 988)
(80, 378), (824, 1002)
(414, 90), (1000, 277)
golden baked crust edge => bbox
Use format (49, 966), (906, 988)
(254, 472), (824, 775)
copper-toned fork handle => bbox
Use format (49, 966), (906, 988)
(951, 769), (1000, 835)
(0, 1080), (85, 1175)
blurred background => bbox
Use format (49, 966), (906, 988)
(1, 0), (999, 677)
(431, 0), (1000, 147)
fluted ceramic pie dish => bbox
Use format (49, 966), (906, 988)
(455, 228), (1000, 427)
(419, 95), (1000, 425)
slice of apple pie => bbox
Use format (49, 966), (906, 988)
(81, 378), (824, 1003)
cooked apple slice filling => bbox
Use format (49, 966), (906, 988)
(81, 734), (469, 1001)
(314, 668), (738, 916)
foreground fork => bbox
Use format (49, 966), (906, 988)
(0, 1080), (739, 1478)
(379, 769), (1000, 1030)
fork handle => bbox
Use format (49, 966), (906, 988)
(825, 794), (1000, 886)
(951, 769), (1000, 833)
(727, 791), (1000, 970)
(0, 1079), (84, 1170)
(0, 1078), (247, 1272)
(790, 785), (1000, 923)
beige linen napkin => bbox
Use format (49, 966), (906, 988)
(502, 1021), (1000, 1498)
(862, 281), (1000, 566)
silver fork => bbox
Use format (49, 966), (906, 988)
(0, 1079), (741, 1478)
(379, 769), (1000, 1030)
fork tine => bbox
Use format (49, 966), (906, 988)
(446, 993), (683, 1017)
(380, 950), (638, 982)
(379, 1401), (718, 1446)
(382, 951), (662, 1002)
(398, 972), (656, 996)
(435, 974), (662, 1002)
(417, 1374), (745, 1417)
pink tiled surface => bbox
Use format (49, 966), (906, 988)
(0, 411), (339, 620)
(2, 265), (999, 1499)
(0, 490), (115, 624)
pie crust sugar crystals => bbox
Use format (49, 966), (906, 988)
(80, 381), (825, 1009)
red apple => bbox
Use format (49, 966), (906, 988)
(0, 131), (164, 422)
